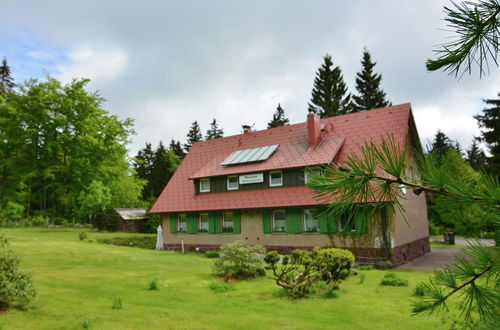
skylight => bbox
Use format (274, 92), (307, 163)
(221, 144), (279, 166)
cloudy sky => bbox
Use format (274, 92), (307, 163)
(1, 0), (498, 155)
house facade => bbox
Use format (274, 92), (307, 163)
(150, 104), (430, 265)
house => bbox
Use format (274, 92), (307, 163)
(150, 104), (430, 265)
(115, 208), (147, 232)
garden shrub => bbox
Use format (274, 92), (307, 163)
(0, 232), (36, 310)
(380, 272), (408, 287)
(97, 236), (156, 249)
(209, 281), (235, 293)
(111, 295), (122, 309)
(148, 279), (159, 291)
(212, 240), (266, 279)
(79, 232), (88, 241)
(2, 202), (24, 222)
(264, 247), (355, 299)
(412, 282), (427, 296)
(31, 215), (46, 227)
(375, 260), (393, 270)
(205, 251), (220, 258)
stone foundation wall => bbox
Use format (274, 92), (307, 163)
(164, 236), (430, 266)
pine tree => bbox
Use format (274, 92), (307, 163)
(184, 120), (203, 153)
(267, 103), (290, 128)
(466, 139), (487, 171)
(351, 49), (391, 112)
(205, 118), (224, 140)
(0, 57), (16, 95)
(308, 54), (352, 118)
(475, 93), (500, 175)
(169, 139), (185, 159)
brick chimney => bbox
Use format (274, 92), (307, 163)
(242, 125), (252, 134)
(307, 113), (321, 147)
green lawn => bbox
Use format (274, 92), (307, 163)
(1, 228), (446, 330)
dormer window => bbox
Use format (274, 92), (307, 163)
(200, 178), (210, 193)
(304, 167), (321, 184)
(227, 175), (239, 190)
(269, 171), (283, 187)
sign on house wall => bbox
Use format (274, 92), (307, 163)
(239, 173), (264, 184)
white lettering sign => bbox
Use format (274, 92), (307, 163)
(239, 173), (264, 184)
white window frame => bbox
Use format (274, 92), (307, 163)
(199, 178), (210, 193)
(269, 171), (283, 187)
(198, 213), (209, 232)
(303, 209), (320, 232)
(222, 212), (234, 233)
(177, 214), (187, 232)
(338, 215), (357, 233)
(227, 175), (239, 190)
(272, 210), (287, 233)
(304, 168), (321, 184)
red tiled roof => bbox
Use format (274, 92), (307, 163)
(150, 103), (413, 213)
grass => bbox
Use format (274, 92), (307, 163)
(0, 227), (446, 329)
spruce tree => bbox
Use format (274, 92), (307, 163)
(205, 118), (224, 140)
(267, 103), (290, 128)
(169, 139), (185, 159)
(0, 57), (16, 95)
(183, 120), (203, 153)
(308, 54), (351, 118)
(466, 139), (487, 171)
(351, 49), (391, 112)
(429, 130), (454, 163)
(475, 93), (500, 175)
(149, 142), (180, 198)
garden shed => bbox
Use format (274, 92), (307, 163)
(115, 208), (147, 232)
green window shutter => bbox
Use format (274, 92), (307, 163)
(233, 211), (241, 234)
(169, 214), (177, 234)
(208, 213), (216, 234)
(329, 215), (337, 233)
(287, 209), (302, 234)
(262, 210), (271, 234)
(187, 214), (197, 234)
(355, 209), (368, 234)
(214, 213), (222, 234)
(319, 209), (329, 233)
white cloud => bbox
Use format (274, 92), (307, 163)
(56, 46), (128, 85)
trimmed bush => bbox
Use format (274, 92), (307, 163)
(413, 282), (428, 296)
(380, 272), (408, 287)
(0, 232), (36, 310)
(375, 260), (393, 270)
(79, 232), (88, 241)
(98, 236), (156, 249)
(205, 251), (220, 258)
(264, 247), (355, 298)
(148, 279), (159, 291)
(213, 241), (266, 279)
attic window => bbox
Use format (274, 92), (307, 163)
(200, 178), (210, 193)
(221, 144), (279, 166)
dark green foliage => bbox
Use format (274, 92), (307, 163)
(0, 233), (36, 310)
(205, 118), (224, 140)
(2, 201), (24, 221)
(429, 130), (455, 164)
(351, 49), (391, 112)
(79, 232), (87, 241)
(148, 279), (159, 291)
(0, 57), (16, 95)
(380, 272), (408, 286)
(212, 240), (266, 279)
(267, 103), (290, 128)
(184, 120), (203, 153)
(134, 142), (180, 200)
(209, 281), (235, 293)
(308, 54), (352, 118)
(140, 212), (160, 234)
(98, 236), (156, 249)
(264, 247), (354, 298)
(426, 0), (500, 77)
(111, 295), (122, 309)
(0, 77), (141, 221)
(466, 139), (488, 171)
(169, 139), (185, 159)
(205, 251), (220, 258)
(413, 283), (428, 297)
(475, 93), (500, 176)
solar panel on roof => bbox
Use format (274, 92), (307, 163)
(221, 144), (279, 166)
